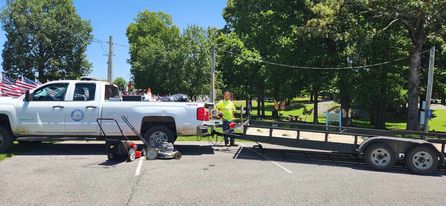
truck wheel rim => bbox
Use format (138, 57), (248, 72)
(149, 132), (168, 147)
(411, 151), (433, 170)
(370, 148), (391, 167)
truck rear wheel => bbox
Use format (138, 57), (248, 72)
(364, 143), (396, 171)
(405, 146), (438, 175)
(0, 126), (14, 153)
(143, 126), (175, 148)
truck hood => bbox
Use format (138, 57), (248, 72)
(0, 96), (21, 105)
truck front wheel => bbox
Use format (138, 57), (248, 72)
(0, 126), (14, 153)
(364, 143), (396, 171)
(143, 126), (175, 148)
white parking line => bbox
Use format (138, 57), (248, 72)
(135, 158), (144, 176)
(239, 143), (293, 174)
(234, 145), (243, 159)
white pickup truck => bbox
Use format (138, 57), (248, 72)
(0, 79), (210, 152)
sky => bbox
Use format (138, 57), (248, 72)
(0, 0), (227, 82)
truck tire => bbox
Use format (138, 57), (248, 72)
(0, 126), (14, 153)
(405, 146), (438, 175)
(143, 126), (175, 148)
(364, 143), (396, 171)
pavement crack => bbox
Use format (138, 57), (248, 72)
(126, 169), (144, 206)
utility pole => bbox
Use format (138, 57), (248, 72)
(107, 36), (113, 84)
(210, 46), (216, 103)
(424, 46), (435, 133)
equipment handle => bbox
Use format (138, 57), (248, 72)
(96, 118), (127, 140)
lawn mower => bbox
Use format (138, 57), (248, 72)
(97, 117), (147, 162)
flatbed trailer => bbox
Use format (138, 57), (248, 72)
(210, 120), (446, 175)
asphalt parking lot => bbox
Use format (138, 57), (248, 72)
(0, 141), (445, 206)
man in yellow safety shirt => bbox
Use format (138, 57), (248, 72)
(216, 91), (238, 147)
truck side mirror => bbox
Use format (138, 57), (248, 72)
(24, 90), (31, 102)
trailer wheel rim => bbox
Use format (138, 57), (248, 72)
(370, 148), (391, 167)
(411, 151), (434, 170)
(149, 131), (168, 148)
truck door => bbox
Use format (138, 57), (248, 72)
(64, 83), (101, 134)
(16, 83), (69, 134)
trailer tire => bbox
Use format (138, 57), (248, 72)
(364, 143), (396, 171)
(405, 146), (438, 175)
(143, 126), (175, 148)
(0, 126), (14, 153)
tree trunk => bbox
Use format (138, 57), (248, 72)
(441, 94), (445, 105)
(373, 99), (386, 129)
(339, 70), (352, 126)
(406, 43), (422, 131)
(261, 82), (265, 117)
(313, 90), (319, 123)
(406, 18), (424, 131)
(38, 65), (45, 82)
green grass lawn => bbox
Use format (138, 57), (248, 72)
(0, 153), (13, 161)
(0, 142), (18, 162)
(427, 110), (446, 132)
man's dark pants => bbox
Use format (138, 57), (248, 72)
(222, 120), (235, 145)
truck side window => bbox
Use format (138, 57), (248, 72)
(104, 85), (120, 100)
(73, 83), (96, 101)
(32, 83), (69, 101)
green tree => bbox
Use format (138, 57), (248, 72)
(358, 0), (446, 130)
(180, 25), (212, 99)
(113, 77), (127, 91)
(215, 32), (261, 100)
(127, 10), (183, 95)
(1, 0), (93, 82)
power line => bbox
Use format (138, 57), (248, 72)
(219, 49), (431, 70)
(92, 38), (129, 48)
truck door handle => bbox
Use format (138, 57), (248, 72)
(53, 105), (64, 109)
(86, 106), (97, 109)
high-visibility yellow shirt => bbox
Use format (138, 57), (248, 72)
(216, 100), (235, 121)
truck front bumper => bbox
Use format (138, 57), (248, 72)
(197, 125), (208, 136)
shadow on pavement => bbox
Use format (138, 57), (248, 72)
(174, 144), (215, 155)
(7, 142), (215, 156)
(234, 146), (446, 177)
(8, 143), (106, 156)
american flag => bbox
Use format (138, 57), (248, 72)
(15, 79), (37, 90)
(0, 74), (39, 97)
(0, 82), (22, 97)
(23, 76), (41, 86)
